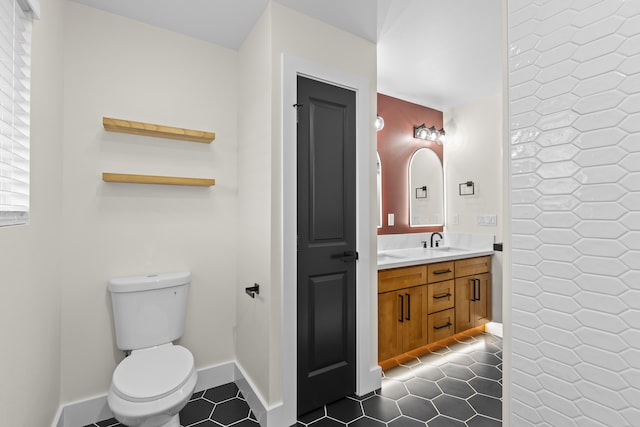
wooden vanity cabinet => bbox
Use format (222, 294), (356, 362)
(378, 266), (429, 361)
(454, 256), (492, 332)
(378, 255), (492, 363)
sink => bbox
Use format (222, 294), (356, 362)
(381, 248), (430, 259)
(377, 247), (470, 264)
(377, 254), (402, 263)
(429, 246), (467, 253)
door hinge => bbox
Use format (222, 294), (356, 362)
(293, 103), (303, 123)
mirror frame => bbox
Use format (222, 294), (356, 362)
(408, 147), (444, 227)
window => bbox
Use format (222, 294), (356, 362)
(0, 0), (37, 227)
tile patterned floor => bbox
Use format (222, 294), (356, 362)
(86, 333), (502, 427)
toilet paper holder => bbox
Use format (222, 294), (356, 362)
(245, 284), (260, 298)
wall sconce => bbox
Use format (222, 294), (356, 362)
(375, 115), (385, 131)
(414, 123), (446, 143)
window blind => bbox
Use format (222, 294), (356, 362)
(0, 0), (32, 226)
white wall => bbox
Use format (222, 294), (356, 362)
(444, 93), (504, 322)
(0, 0), (65, 424)
(509, 1), (640, 425)
(236, 2), (273, 407)
(60, 2), (239, 402)
(234, 2), (378, 421)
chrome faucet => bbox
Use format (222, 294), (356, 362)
(430, 232), (443, 248)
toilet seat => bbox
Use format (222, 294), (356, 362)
(112, 344), (194, 402)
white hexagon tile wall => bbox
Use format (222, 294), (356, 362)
(509, 1), (640, 426)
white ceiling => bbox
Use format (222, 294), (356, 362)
(70, 0), (503, 111)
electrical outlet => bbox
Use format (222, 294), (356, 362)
(477, 214), (497, 226)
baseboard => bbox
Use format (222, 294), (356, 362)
(485, 322), (503, 337)
(233, 363), (270, 426)
(51, 361), (237, 427)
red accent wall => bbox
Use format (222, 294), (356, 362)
(377, 93), (444, 235)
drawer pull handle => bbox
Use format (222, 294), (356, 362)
(433, 269), (452, 275)
(406, 293), (411, 321)
(434, 322), (452, 330)
(433, 292), (452, 300)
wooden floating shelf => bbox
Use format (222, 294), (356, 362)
(103, 117), (215, 144)
(103, 173), (215, 187)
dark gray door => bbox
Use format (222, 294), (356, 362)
(296, 76), (357, 416)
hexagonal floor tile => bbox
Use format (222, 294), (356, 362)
(432, 394), (476, 421)
(361, 395), (401, 422)
(469, 363), (502, 381)
(326, 398), (363, 423)
(204, 383), (239, 403)
(378, 379), (409, 399)
(179, 398), (215, 426)
(397, 395), (438, 422)
(467, 394), (502, 420)
(440, 364), (476, 381)
(210, 399), (251, 425)
(469, 377), (502, 398)
(405, 377), (442, 399)
(437, 377), (476, 399)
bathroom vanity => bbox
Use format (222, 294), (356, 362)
(377, 247), (493, 364)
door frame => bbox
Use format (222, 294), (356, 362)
(280, 53), (380, 425)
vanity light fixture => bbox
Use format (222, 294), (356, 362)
(414, 124), (429, 140)
(413, 123), (446, 143)
(375, 115), (385, 131)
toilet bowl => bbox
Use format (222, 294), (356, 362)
(107, 272), (197, 427)
(108, 344), (197, 427)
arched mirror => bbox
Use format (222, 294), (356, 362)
(409, 148), (444, 227)
(377, 152), (382, 228)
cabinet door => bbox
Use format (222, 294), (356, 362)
(454, 277), (475, 333)
(378, 291), (403, 361)
(473, 273), (491, 327)
(403, 285), (428, 351)
(455, 273), (492, 333)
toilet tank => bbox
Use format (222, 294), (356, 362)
(108, 272), (191, 351)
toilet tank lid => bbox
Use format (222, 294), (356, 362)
(108, 272), (191, 293)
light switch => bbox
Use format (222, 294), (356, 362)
(388, 213), (394, 226)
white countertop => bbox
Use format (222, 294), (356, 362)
(377, 246), (494, 270)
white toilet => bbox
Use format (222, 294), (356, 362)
(107, 271), (198, 427)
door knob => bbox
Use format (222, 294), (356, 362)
(331, 250), (359, 262)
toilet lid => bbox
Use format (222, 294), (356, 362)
(112, 344), (194, 401)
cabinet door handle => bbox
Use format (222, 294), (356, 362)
(476, 278), (481, 301)
(406, 293), (411, 321)
(471, 279), (477, 301)
(433, 269), (452, 275)
(399, 295), (404, 323)
(433, 292), (452, 300)
(434, 322), (452, 330)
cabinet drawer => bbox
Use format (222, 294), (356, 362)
(379, 265), (427, 294)
(428, 308), (455, 343)
(427, 280), (455, 314)
(427, 261), (454, 283)
(455, 256), (490, 277)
